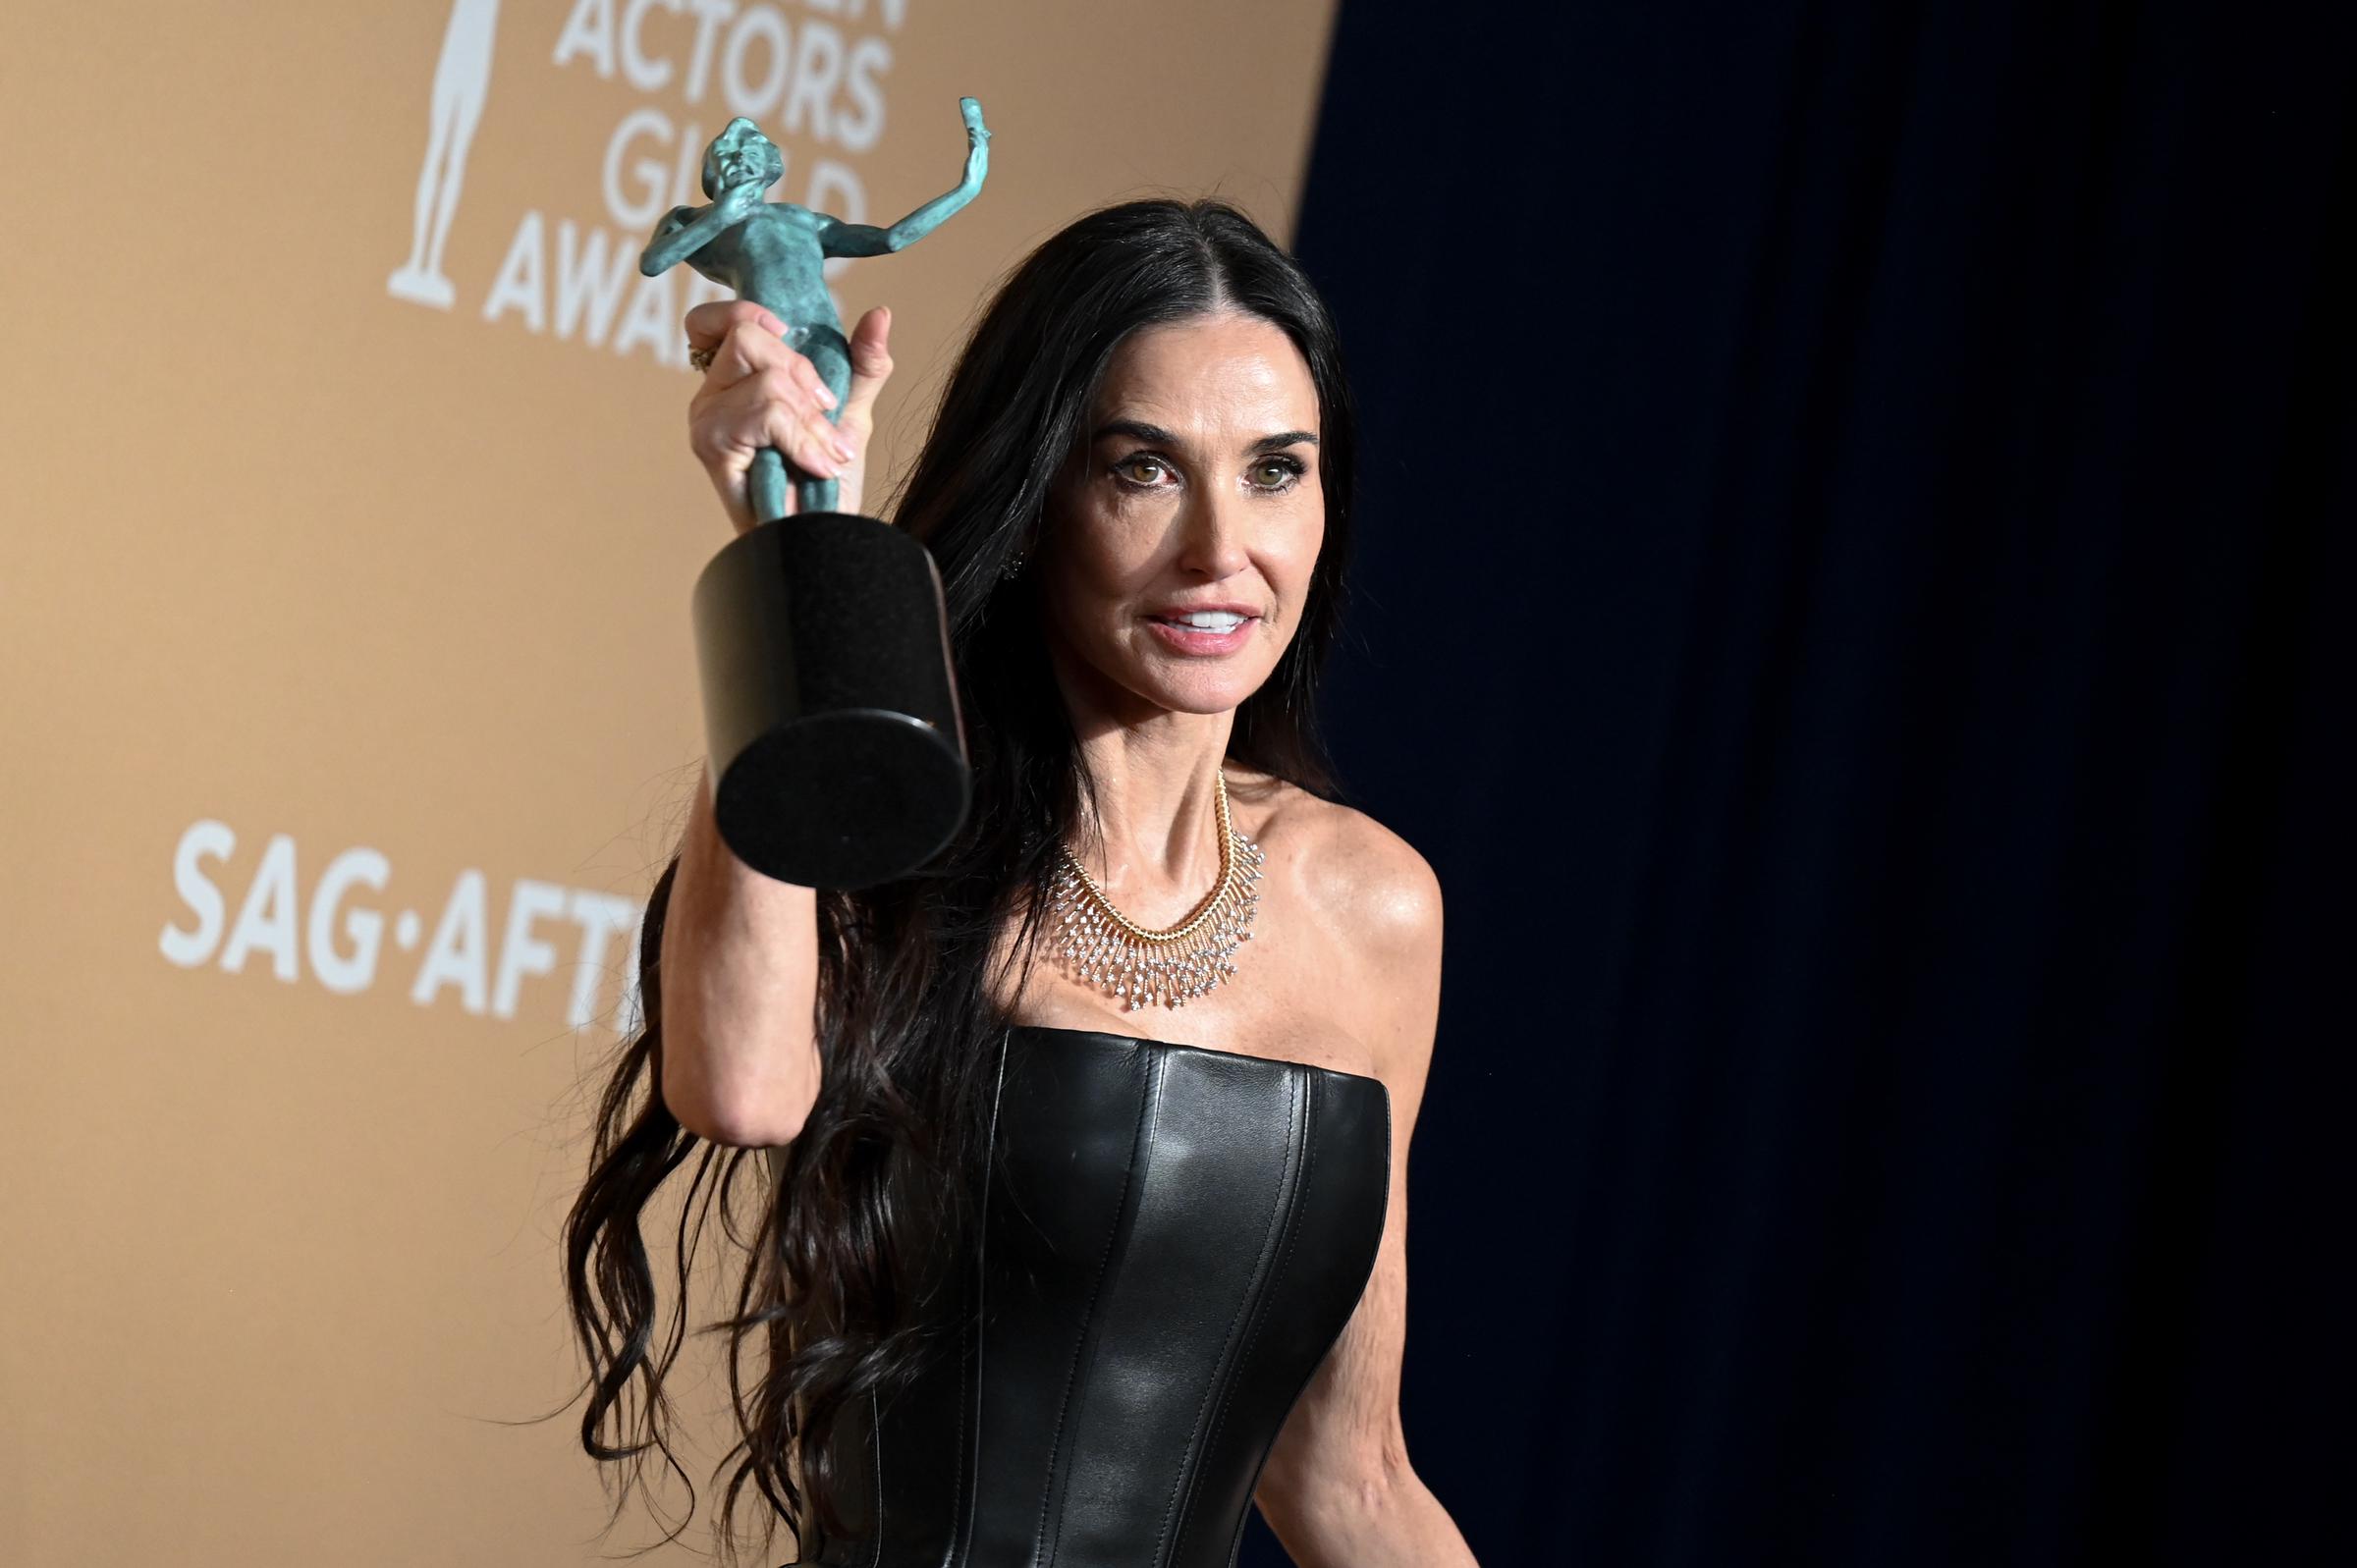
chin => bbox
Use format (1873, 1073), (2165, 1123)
(1127, 662), (1278, 716)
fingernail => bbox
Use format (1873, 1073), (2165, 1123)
(833, 436), (857, 462)
(816, 383), (839, 408)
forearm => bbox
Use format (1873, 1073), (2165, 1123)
(1263, 1467), (1478, 1568)
(884, 175), (982, 250)
(657, 762), (823, 1146)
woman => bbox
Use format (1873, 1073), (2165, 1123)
(566, 198), (1476, 1568)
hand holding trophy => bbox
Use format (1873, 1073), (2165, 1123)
(640, 98), (991, 890)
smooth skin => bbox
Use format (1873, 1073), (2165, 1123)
(661, 300), (1477, 1567)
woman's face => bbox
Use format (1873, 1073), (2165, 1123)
(1040, 308), (1325, 723)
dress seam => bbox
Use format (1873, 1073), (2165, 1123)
(1035, 1036), (1163, 1568)
(945, 1025), (1015, 1568)
(1210, 1073), (1321, 1568)
(1153, 1066), (1309, 1566)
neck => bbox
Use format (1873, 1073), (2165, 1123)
(1049, 639), (1237, 917)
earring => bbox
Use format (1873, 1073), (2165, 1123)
(1000, 549), (1028, 581)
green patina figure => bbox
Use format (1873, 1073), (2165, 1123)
(640, 97), (992, 520)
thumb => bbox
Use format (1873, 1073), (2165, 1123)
(842, 305), (895, 424)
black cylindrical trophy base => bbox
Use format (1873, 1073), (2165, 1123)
(690, 512), (969, 890)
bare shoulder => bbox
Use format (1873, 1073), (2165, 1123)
(1227, 768), (1443, 971)
(1228, 766), (1443, 1095)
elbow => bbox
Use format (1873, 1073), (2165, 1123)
(659, 1032), (816, 1148)
(668, 1095), (807, 1149)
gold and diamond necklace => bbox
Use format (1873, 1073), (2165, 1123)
(1047, 768), (1265, 1010)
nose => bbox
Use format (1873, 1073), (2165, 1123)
(1173, 484), (1252, 582)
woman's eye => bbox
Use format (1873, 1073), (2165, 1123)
(1249, 458), (1304, 491)
(1114, 455), (1171, 487)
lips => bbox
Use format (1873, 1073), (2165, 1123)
(1143, 607), (1261, 656)
(1154, 611), (1250, 632)
(1148, 602), (1261, 625)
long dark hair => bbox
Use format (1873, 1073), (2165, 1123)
(562, 196), (1360, 1562)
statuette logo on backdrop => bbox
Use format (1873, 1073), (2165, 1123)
(385, 0), (910, 369)
(387, 0), (500, 308)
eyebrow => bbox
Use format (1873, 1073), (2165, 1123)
(1091, 418), (1319, 456)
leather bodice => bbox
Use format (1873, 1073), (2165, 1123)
(784, 1023), (1392, 1568)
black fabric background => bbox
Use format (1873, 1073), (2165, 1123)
(1246, 3), (2357, 1563)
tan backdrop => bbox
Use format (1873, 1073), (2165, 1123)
(0, 1), (1338, 1560)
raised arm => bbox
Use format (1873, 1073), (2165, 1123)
(823, 96), (991, 259)
(658, 761), (823, 1147)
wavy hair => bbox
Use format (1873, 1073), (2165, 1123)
(561, 196), (1361, 1562)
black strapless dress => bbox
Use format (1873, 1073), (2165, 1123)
(784, 1023), (1392, 1568)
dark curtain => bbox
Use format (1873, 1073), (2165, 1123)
(1249, 2), (2356, 1563)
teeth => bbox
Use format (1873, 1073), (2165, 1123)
(1163, 611), (1247, 630)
